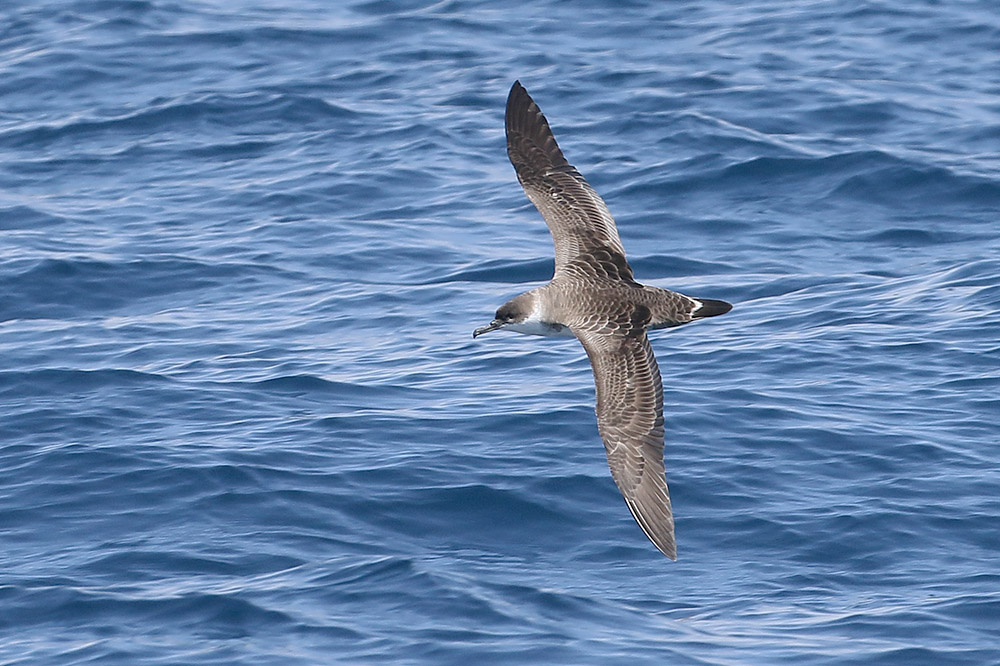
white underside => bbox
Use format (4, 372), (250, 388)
(506, 311), (575, 338)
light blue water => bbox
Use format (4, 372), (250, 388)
(2, 1), (999, 664)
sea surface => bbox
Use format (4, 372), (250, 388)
(2, 1), (999, 664)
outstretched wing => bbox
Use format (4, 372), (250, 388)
(573, 306), (676, 559)
(505, 81), (635, 283)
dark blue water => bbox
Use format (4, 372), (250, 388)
(2, 1), (999, 663)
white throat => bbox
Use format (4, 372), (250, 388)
(506, 299), (573, 337)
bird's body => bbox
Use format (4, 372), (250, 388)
(474, 81), (731, 560)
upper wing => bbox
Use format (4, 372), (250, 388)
(573, 306), (676, 559)
(505, 81), (635, 283)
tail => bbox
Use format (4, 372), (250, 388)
(692, 298), (732, 319)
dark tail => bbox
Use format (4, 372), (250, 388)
(692, 298), (732, 319)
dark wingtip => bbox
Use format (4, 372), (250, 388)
(651, 530), (677, 560)
(506, 80), (533, 123)
(505, 80), (570, 173)
(692, 298), (732, 319)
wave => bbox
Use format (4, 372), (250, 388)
(0, 256), (291, 321)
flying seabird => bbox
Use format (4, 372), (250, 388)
(473, 81), (732, 560)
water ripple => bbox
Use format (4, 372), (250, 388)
(1, 0), (998, 664)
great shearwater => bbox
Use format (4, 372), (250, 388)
(473, 81), (732, 560)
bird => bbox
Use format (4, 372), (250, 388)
(473, 81), (732, 560)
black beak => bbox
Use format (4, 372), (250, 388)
(473, 320), (504, 338)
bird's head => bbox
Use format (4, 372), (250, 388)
(473, 293), (534, 338)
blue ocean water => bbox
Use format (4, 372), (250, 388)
(2, 0), (999, 663)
